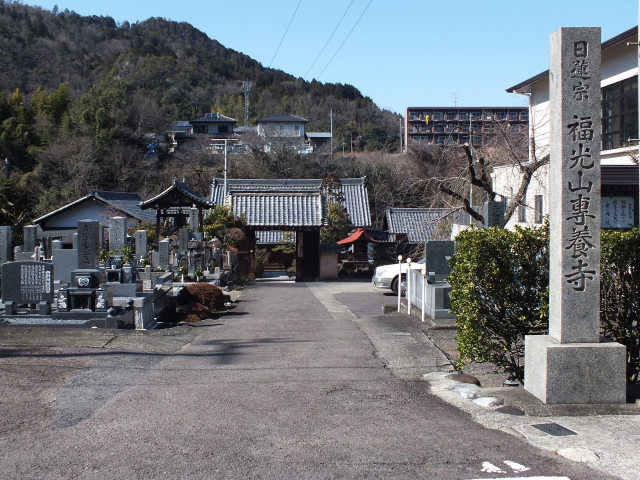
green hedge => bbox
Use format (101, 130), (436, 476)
(449, 225), (640, 383)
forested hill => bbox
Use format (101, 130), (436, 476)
(0, 1), (402, 227)
(0, 2), (398, 141)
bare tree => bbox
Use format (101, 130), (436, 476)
(432, 120), (549, 224)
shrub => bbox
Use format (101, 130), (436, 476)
(449, 224), (640, 384)
(176, 283), (226, 312)
(448, 224), (549, 382)
(601, 228), (640, 382)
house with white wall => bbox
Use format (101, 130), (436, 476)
(497, 26), (639, 230)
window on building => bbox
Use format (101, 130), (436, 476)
(602, 76), (638, 150)
(507, 111), (518, 121)
(432, 112), (444, 121)
(459, 111), (470, 120)
(520, 111), (529, 121)
(194, 125), (206, 133)
(534, 195), (543, 224)
(218, 125), (229, 133)
(518, 204), (526, 223)
(495, 111), (507, 120)
(434, 124), (444, 133)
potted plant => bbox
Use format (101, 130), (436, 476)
(178, 265), (188, 283)
(194, 268), (204, 282)
(121, 246), (134, 265)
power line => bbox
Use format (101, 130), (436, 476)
(303, 0), (355, 80)
(317, 0), (374, 80)
(269, 0), (303, 68)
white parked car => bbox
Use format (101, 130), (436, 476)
(372, 258), (426, 294)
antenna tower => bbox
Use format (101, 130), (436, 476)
(243, 80), (253, 126)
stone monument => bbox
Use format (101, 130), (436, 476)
(77, 220), (100, 269)
(178, 228), (189, 253)
(0, 226), (11, 264)
(23, 225), (38, 253)
(109, 217), (127, 253)
(524, 27), (626, 404)
(135, 230), (148, 260)
(158, 238), (170, 268)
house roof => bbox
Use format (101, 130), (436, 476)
(139, 179), (211, 210)
(190, 112), (236, 123)
(386, 207), (453, 243)
(210, 177), (371, 227)
(232, 192), (323, 229)
(256, 114), (308, 123)
(32, 191), (156, 225)
(337, 227), (378, 245)
(506, 26), (638, 93)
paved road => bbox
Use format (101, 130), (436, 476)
(0, 281), (621, 479)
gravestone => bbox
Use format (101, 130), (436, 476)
(135, 230), (148, 260)
(424, 240), (455, 282)
(23, 225), (38, 252)
(77, 220), (100, 269)
(524, 27), (626, 405)
(2, 261), (53, 304)
(72, 233), (78, 250)
(483, 201), (505, 228)
(178, 228), (189, 253)
(189, 208), (199, 232)
(52, 248), (78, 285)
(109, 217), (127, 252)
(0, 226), (11, 264)
(158, 238), (170, 267)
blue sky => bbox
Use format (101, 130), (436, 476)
(21, 0), (638, 115)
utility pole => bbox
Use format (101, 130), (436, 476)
(243, 80), (252, 127)
(223, 138), (228, 200)
(329, 109), (333, 162)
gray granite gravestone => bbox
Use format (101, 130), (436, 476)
(158, 238), (170, 267)
(524, 27), (626, 405)
(0, 226), (11, 264)
(23, 225), (37, 253)
(483, 201), (505, 228)
(135, 230), (148, 260)
(72, 232), (78, 250)
(109, 217), (127, 252)
(178, 228), (189, 253)
(77, 220), (100, 269)
(425, 240), (455, 282)
(189, 208), (199, 232)
(52, 249), (78, 285)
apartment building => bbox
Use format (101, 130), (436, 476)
(404, 106), (528, 149)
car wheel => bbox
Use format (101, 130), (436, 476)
(391, 274), (405, 295)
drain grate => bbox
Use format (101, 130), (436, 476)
(532, 422), (577, 436)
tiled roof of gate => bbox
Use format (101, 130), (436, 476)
(386, 207), (453, 243)
(256, 231), (295, 244)
(139, 179), (211, 209)
(210, 177), (371, 227)
(232, 193), (323, 228)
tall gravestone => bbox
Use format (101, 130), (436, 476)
(178, 228), (189, 253)
(135, 230), (148, 260)
(189, 208), (199, 232)
(524, 27), (626, 404)
(77, 220), (100, 269)
(109, 217), (127, 253)
(0, 226), (11, 264)
(23, 225), (38, 253)
(158, 238), (170, 268)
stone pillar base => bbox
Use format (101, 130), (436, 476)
(524, 335), (626, 404)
